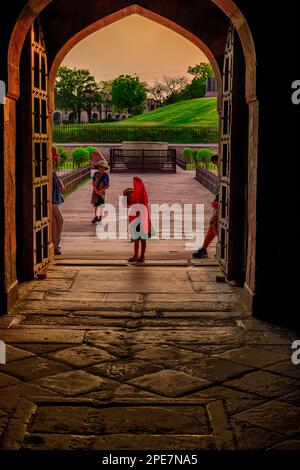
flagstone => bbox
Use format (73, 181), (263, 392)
(233, 401), (300, 436)
(134, 345), (204, 367)
(88, 359), (163, 382)
(5, 345), (35, 362)
(225, 371), (299, 398)
(128, 369), (211, 397)
(0, 329), (84, 344)
(187, 386), (266, 414)
(176, 356), (252, 382)
(34, 370), (113, 396)
(50, 345), (116, 367)
(263, 360), (300, 379)
(0, 372), (20, 388)
(213, 345), (287, 368)
(230, 419), (286, 450)
(0, 356), (72, 381)
(30, 405), (210, 435)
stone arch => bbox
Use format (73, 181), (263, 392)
(5, 0), (259, 313)
(7, 1), (257, 104)
(68, 111), (75, 123)
(46, 5), (223, 112)
(53, 111), (62, 124)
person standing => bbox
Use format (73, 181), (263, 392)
(193, 154), (219, 258)
(91, 155), (110, 224)
(123, 176), (154, 264)
(52, 147), (65, 255)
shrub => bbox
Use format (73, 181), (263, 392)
(56, 146), (69, 162)
(53, 124), (218, 145)
(183, 148), (193, 164)
(85, 146), (97, 159)
(196, 148), (215, 169)
(89, 118), (97, 124)
(72, 147), (89, 166)
(191, 149), (199, 168)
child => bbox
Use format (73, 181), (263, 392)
(91, 156), (110, 224)
(123, 177), (153, 264)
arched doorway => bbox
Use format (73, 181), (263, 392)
(68, 112), (75, 123)
(4, 0), (258, 315)
(53, 111), (62, 124)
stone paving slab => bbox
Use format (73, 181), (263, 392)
(34, 370), (116, 397)
(233, 401), (300, 436)
(224, 371), (299, 398)
(213, 345), (288, 368)
(29, 404), (210, 436)
(128, 369), (211, 397)
(22, 433), (215, 450)
(87, 359), (164, 382)
(0, 356), (72, 381)
(0, 171), (299, 450)
(0, 328), (85, 344)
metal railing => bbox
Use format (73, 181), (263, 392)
(58, 166), (91, 194)
(53, 124), (218, 144)
(195, 167), (219, 194)
(110, 148), (176, 173)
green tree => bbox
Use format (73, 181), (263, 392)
(111, 75), (147, 115)
(55, 67), (102, 122)
(187, 62), (214, 81)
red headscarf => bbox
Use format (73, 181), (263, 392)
(52, 147), (58, 164)
(129, 177), (150, 233)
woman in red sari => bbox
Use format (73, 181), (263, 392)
(123, 177), (153, 264)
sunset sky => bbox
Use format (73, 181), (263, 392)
(62, 14), (208, 85)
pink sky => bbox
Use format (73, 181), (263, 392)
(62, 14), (208, 85)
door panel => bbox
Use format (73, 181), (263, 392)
(217, 27), (234, 273)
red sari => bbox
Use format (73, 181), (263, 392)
(129, 177), (152, 238)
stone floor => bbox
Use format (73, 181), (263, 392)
(0, 169), (299, 450)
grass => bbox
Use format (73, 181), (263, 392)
(114, 97), (218, 126)
(53, 98), (219, 144)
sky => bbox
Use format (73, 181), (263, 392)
(62, 14), (208, 85)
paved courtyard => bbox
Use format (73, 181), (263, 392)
(0, 169), (299, 450)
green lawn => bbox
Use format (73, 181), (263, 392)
(116, 97), (218, 126)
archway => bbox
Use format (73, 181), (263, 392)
(4, 0), (258, 315)
(53, 111), (62, 124)
(68, 112), (75, 124)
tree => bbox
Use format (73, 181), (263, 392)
(111, 75), (147, 115)
(99, 80), (113, 101)
(55, 67), (102, 122)
(162, 75), (188, 95)
(147, 81), (166, 107)
(187, 62), (214, 81)
(164, 63), (214, 104)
